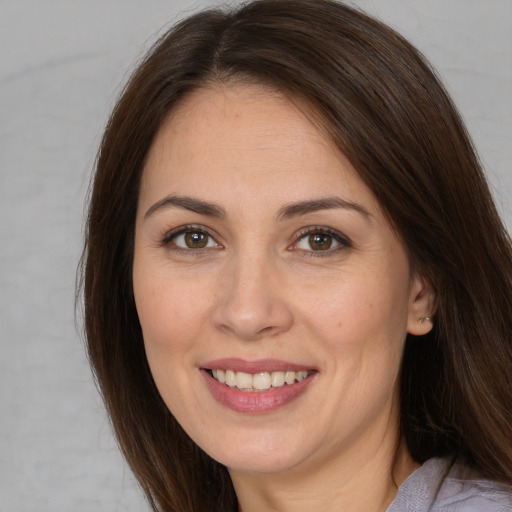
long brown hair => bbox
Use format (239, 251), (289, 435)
(81, 1), (512, 510)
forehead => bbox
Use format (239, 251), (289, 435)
(140, 84), (378, 216)
(147, 84), (333, 163)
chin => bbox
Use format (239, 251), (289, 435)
(218, 449), (307, 475)
(190, 421), (317, 475)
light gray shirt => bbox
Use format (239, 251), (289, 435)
(387, 457), (512, 511)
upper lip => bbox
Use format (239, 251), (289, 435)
(201, 358), (315, 373)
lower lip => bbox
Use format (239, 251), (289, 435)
(201, 370), (315, 413)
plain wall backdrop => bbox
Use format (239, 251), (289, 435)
(1, 1), (511, 510)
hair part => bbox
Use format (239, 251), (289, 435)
(81, 1), (512, 510)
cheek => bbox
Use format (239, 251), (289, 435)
(133, 263), (211, 357)
(299, 269), (410, 384)
(132, 265), (211, 413)
(301, 276), (407, 338)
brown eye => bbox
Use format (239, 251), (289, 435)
(295, 229), (347, 253)
(308, 233), (332, 250)
(184, 231), (208, 248)
(170, 229), (217, 250)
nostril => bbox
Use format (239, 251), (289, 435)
(211, 274), (294, 340)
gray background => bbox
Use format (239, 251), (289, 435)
(1, 1), (511, 510)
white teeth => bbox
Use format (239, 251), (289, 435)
(285, 371), (295, 385)
(236, 371), (253, 389)
(225, 370), (237, 387)
(296, 370), (308, 382)
(253, 372), (271, 390)
(213, 369), (227, 383)
(210, 369), (310, 391)
(271, 371), (285, 388)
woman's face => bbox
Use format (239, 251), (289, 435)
(133, 84), (432, 476)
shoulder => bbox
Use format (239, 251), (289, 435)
(434, 459), (512, 512)
(387, 458), (512, 512)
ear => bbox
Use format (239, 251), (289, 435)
(407, 274), (436, 336)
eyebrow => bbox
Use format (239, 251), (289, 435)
(144, 194), (371, 222)
(276, 197), (371, 222)
(144, 195), (226, 220)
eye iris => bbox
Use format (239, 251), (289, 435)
(185, 231), (208, 248)
(309, 233), (332, 250)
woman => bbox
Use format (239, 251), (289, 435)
(81, 0), (512, 510)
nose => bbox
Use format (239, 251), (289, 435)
(211, 252), (294, 341)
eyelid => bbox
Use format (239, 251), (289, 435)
(161, 224), (223, 250)
(159, 224), (350, 255)
(291, 226), (352, 254)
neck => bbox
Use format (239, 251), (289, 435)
(231, 436), (419, 512)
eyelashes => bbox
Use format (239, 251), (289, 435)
(160, 225), (222, 253)
(293, 227), (352, 255)
(160, 224), (352, 257)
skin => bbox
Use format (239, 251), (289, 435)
(133, 84), (434, 512)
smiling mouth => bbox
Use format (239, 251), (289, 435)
(207, 369), (313, 392)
